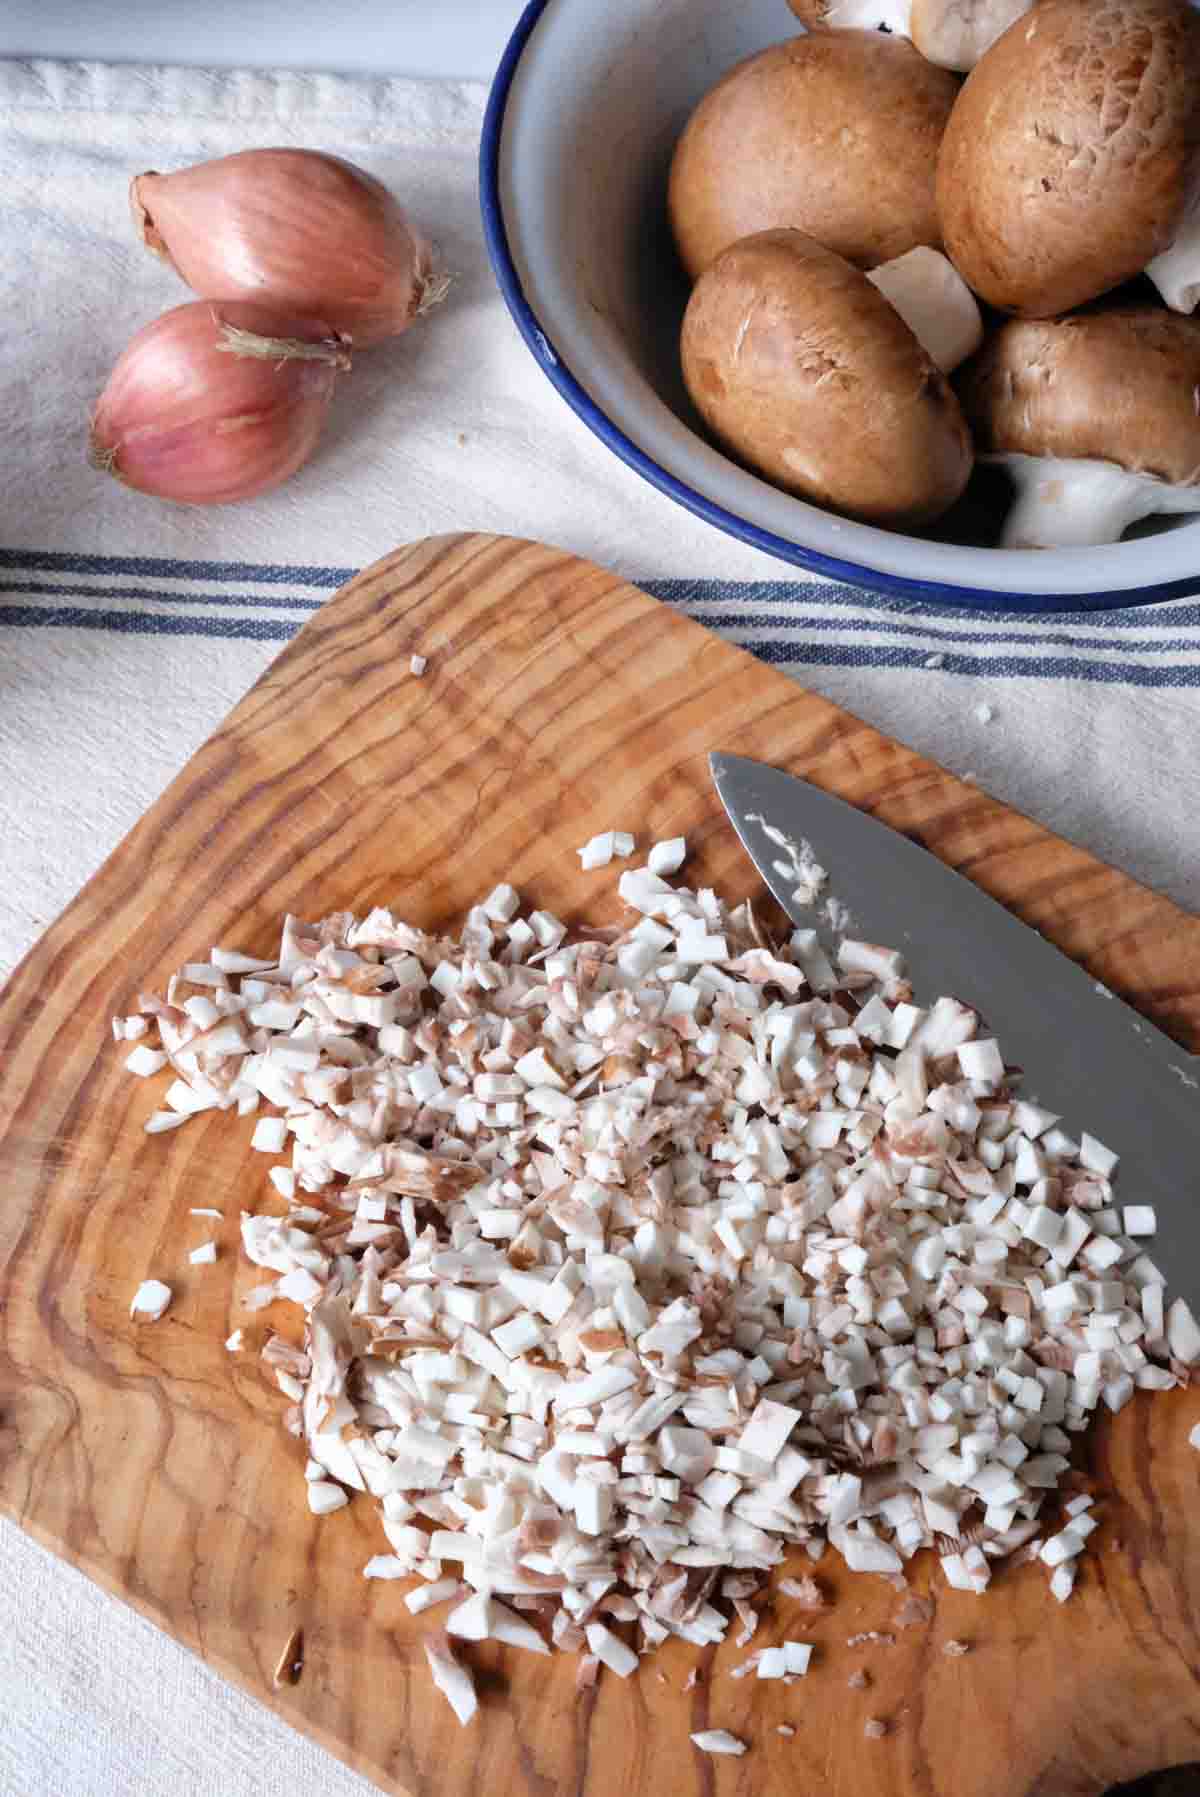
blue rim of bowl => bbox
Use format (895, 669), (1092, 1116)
(479, 0), (1200, 615)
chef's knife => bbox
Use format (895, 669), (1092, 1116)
(711, 751), (1200, 1314)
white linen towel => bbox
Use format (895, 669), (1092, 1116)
(1, 53), (1198, 1797)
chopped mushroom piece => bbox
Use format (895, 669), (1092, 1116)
(864, 1718), (889, 1740)
(364, 1556), (410, 1579)
(121, 849), (1197, 1716)
(585, 1622), (639, 1678)
(779, 1577), (829, 1609)
(943, 1639), (971, 1657)
(647, 837), (687, 876)
(307, 1481), (349, 1516)
(409, 654), (427, 677)
(130, 1279), (172, 1320)
(273, 1626), (304, 1688)
(691, 1731), (747, 1757)
(893, 1593), (935, 1629)
(424, 1636), (478, 1727)
(405, 1579), (461, 1615)
(189, 1242), (218, 1265)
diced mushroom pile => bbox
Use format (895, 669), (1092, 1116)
(119, 842), (1200, 1727)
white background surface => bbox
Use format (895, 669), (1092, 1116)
(0, 0), (526, 81)
(2, 13), (1199, 1797)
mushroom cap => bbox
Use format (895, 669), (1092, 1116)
(680, 228), (973, 527)
(668, 33), (960, 281)
(937, 0), (1200, 317)
(957, 307), (1200, 482)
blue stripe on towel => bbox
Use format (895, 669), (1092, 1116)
(2, 551), (1200, 682)
(0, 605), (295, 641)
(1, 579), (324, 612)
(747, 639), (1200, 685)
(640, 577), (1200, 632)
(0, 548), (354, 587)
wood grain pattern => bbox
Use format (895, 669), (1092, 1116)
(1, 532), (1199, 1797)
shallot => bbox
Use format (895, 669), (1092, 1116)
(90, 301), (350, 505)
(131, 149), (446, 347)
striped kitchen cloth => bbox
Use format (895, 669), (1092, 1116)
(2, 52), (1200, 1797)
(2, 48), (1198, 993)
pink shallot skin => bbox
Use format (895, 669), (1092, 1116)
(90, 300), (347, 505)
(132, 149), (436, 347)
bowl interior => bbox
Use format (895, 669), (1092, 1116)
(491, 0), (1200, 606)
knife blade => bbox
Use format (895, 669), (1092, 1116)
(711, 751), (1200, 1316)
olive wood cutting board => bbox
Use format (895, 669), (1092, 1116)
(1, 532), (1199, 1797)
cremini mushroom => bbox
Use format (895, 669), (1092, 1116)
(957, 308), (1200, 546)
(680, 228), (974, 527)
(937, 0), (1200, 317)
(787, 0), (1033, 70)
(668, 32), (960, 279)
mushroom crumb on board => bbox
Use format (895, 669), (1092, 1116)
(893, 1592), (935, 1628)
(779, 1575), (828, 1608)
(130, 1279), (172, 1320)
(425, 1636), (477, 1726)
(273, 1625), (305, 1688)
(121, 844), (1200, 1726)
(848, 1669), (870, 1689)
(691, 1730), (748, 1757)
(943, 1638), (971, 1656)
(864, 1717), (889, 1740)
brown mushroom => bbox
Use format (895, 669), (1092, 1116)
(936, 0), (1200, 317)
(668, 33), (960, 280)
(957, 308), (1200, 545)
(787, 0), (1033, 72)
(680, 228), (973, 527)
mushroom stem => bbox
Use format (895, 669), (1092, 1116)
(814, 0), (915, 33)
(795, 0), (1032, 67)
(993, 453), (1200, 548)
(1146, 191), (1200, 313)
(910, 0), (1034, 70)
(866, 248), (984, 372)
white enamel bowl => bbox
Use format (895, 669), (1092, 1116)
(480, 0), (1200, 611)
